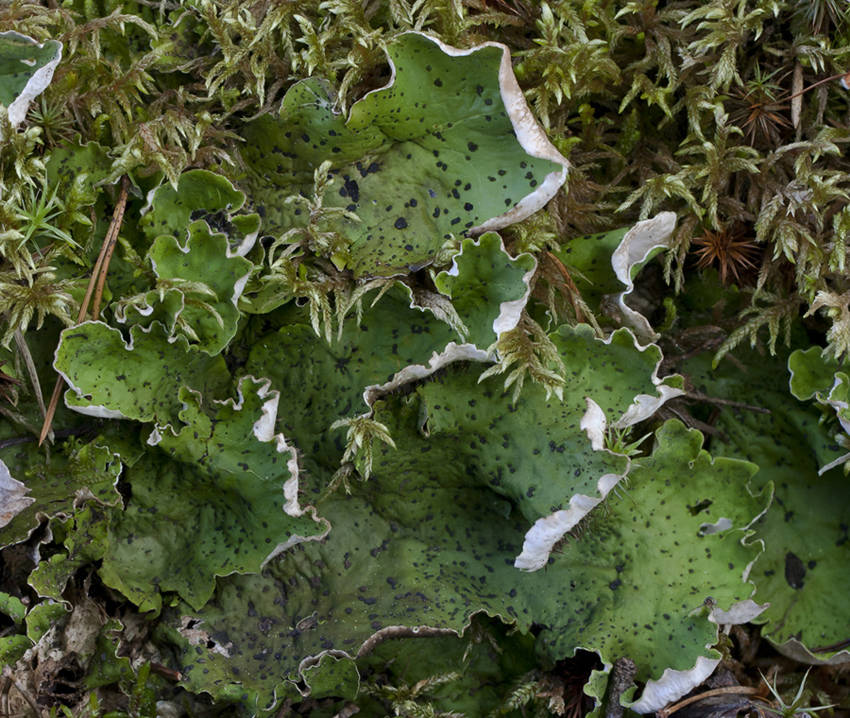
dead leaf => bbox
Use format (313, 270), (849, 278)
(0, 459), (34, 528)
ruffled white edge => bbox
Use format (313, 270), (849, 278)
(788, 352), (850, 473)
(155, 223), (255, 306)
(816, 373), (850, 474)
(363, 341), (490, 408)
(769, 636), (850, 665)
(628, 495), (770, 713)
(514, 398), (629, 571)
(514, 328), (685, 571)
(58, 330), (328, 560)
(630, 600), (769, 713)
(57, 331), (134, 419)
(56, 321), (143, 420)
(0, 32), (62, 133)
(356, 32), (569, 234)
(630, 655), (720, 714)
(605, 212), (677, 343)
(168, 376), (330, 564)
(436, 233), (537, 351)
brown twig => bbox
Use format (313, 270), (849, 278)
(274, 698), (293, 718)
(91, 179), (129, 319)
(546, 250), (585, 322)
(0, 427), (95, 451)
(811, 637), (850, 653)
(606, 657), (638, 718)
(657, 686), (760, 718)
(786, 71), (850, 100)
(684, 391), (771, 414)
(39, 177), (129, 446)
(1, 668), (43, 718)
(149, 663), (182, 681)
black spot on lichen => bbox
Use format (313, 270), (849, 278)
(340, 177), (360, 203)
(395, 217), (408, 230)
(784, 551), (806, 589)
(357, 161), (380, 177)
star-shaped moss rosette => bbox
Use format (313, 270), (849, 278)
(241, 32), (568, 278)
(0, 31), (61, 133)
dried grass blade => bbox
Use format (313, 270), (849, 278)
(38, 178), (129, 446)
(13, 328), (46, 422)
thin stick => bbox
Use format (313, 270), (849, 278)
(92, 178), (129, 319)
(274, 698), (292, 718)
(38, 177), (129, 446)
(685, 391), (771, 414)
(2, 669), (43, 718)
(149, 663), (182, 682)
(786, 72), (850, 100)
(811, 637), (850, 653)
(11, 681), (42, 718)
(546, 251), (585, 322)
(0, 427), (94, 451)
(658, 686), (760, 718)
